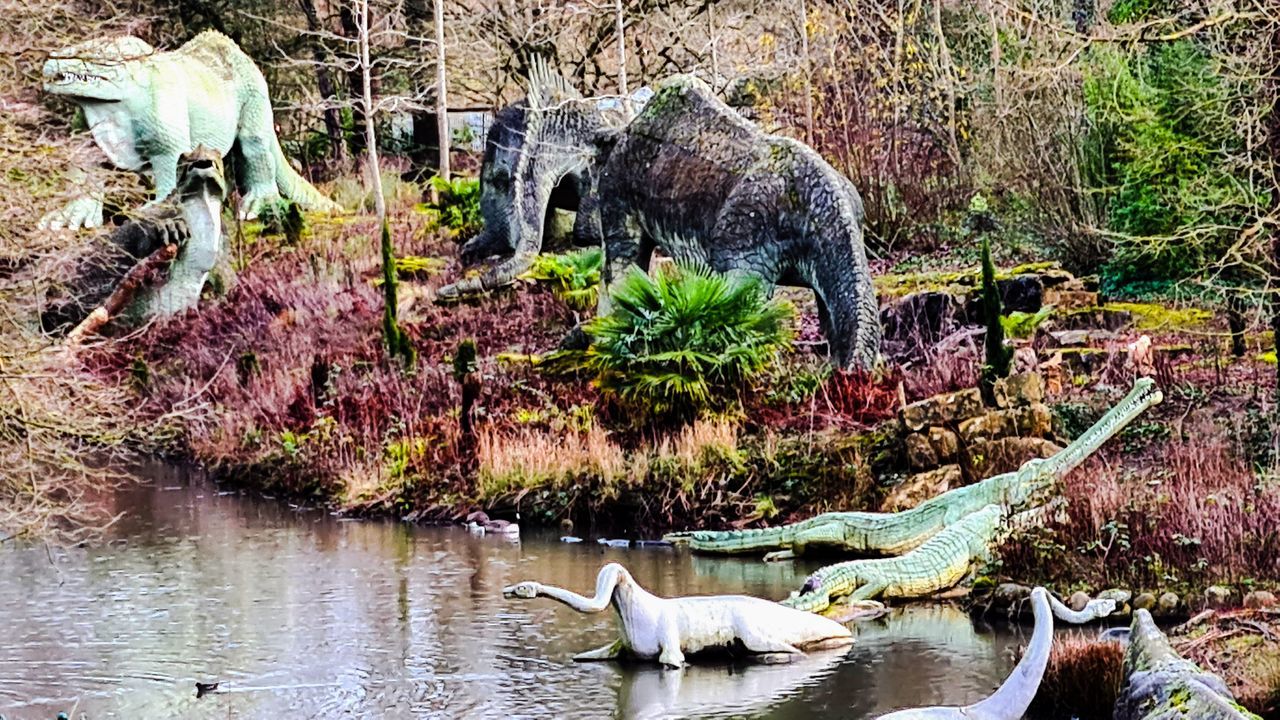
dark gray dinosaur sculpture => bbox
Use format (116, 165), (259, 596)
(446, 59), (610, 283)
(438, 68), (880, 370)
(457, 99), (601, 265)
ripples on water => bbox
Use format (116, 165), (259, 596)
(0, 465), (1036, 719)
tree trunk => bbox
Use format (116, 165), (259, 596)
(340, 3), (369, 158)
(1270, 21), (1280, 405)
(797, 0), (814, 144)
(434, 0), (450, 183)
(298, 0), (346, 165)
(616, 0), (631, 117)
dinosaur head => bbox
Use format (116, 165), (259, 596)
(503, 581), (540, 599)
(462, 58), (608, 279)
(177, 147), (227, 202)
(43, 36), (154, 102)
(1007, 377), (1163, 508)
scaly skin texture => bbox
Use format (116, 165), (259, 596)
(593, 76), (878, 369)
(503, 562), (852, 669)
(41, 31), (340, 230)
(438, 69), (879, 369)
(666, 377), (1163, 558)
(438, 58), (609, 300)
(456, 99), (603, 265)
(1114, 610), (1261, 720)
(780, 505), (1006, 613)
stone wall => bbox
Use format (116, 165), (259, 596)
(882, 372), (1061, 511)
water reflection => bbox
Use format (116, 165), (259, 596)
(615, 649), (846, 720)
(0, 466), (1023, 719)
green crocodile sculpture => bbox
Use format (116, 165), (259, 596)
(666, 377), (1163, 560)
(780, 504), (1006, 612)
(781, 505), (1126, 614)
(40, 31), (341, 230)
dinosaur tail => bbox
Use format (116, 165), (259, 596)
(272, 140), (343, 214)
(663, 526), (793, 554)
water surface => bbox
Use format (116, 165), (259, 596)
(0, 465), (1046, 719)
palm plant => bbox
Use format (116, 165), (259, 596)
(580, 263), (793, 422)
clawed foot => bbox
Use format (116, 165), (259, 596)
(763, 550), (796, 562)
(824, 599), (886, 624)
(435, 277), (486, 304)
(239, 190), (283, 220)
(39, 195), (105, 231)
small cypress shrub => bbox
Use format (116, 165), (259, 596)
(979, 235), (1012, 405)
(379, 219), (416, 367)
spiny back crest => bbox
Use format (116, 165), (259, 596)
(524, 55), (582, 113)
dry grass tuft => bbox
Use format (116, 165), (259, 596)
(1025, 635), (1125, 719)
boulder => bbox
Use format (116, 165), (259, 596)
(993, 371), (1045, 408)
(1069, 591), (1092, 613)
(905, 432), (939, 470)
(959, 404), (1053, 444)
(1204, 585), (1233, 608)
(1133, 593), (1157, 611)
(881, 465), (963, 513)
(998, 275), (1043, 313)
(902, 388), (983, 432)
(1099, 588), (1133, 607)
(968, 437), (1062, 477)
(1243, 590), (1276, 609)
(1048, 329), (1091, 347)
(1156, 592), (1180, 617)
(928, 426), (959, 463)
(1044, 288), (1098, 311)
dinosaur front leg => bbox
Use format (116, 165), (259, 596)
(847, 579), (888, 603)
(237, 130), (283, 219)
(146, 152), (182, 207)
(655, 620), (685, 669)
(573, 638), (625, 662)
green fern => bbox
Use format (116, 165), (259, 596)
(524, 248), (604, 310)
(426, 176), (481, 236)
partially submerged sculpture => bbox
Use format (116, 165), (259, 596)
(781, 505), (1007, 612)
(502, 562), (853, 668)
(1113, 610), (1259, 720)
(439, 68), (880, 369)
(41, 31), (341, 230)
(874, 587), (1115, 720)
(668, 377), (1164, 559)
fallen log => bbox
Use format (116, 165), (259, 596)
(65, 243), (177, 346)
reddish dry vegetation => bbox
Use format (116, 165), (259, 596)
(1025, 635), (1125, 720)
(79, 213), (905, 522)
(1174, 609), (1280, 718)
(83, 215), (589, 508)
(1001, 413), (1280, 593)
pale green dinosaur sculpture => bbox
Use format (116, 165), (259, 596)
(666, 377), (1163, 560)
(503, 562), (853, 668)
(40, 31), (341, 230)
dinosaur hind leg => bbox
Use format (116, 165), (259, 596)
(235, 93), (285, 218)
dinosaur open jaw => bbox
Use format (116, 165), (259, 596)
(53, 71), (106, 86)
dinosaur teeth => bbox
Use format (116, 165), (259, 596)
(58, 72), (98, 85)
